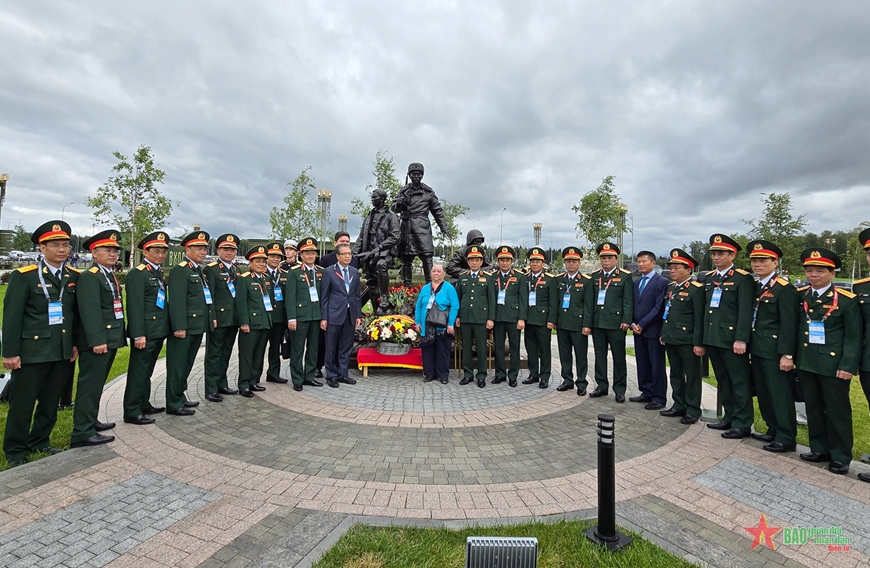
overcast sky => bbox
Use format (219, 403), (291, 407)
(1, 1), (868, 256)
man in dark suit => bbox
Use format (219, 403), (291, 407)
(315, 231), (357, 378)
(320, 243), (363, 388)
(629, 250), (669, 410)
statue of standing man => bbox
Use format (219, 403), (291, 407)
(392, 163), (452, 286)
(353, 189), (400, 314)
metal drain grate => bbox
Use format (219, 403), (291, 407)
(465, 536), (538, 568)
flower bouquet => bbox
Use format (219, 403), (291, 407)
(367, 314), (419, 355)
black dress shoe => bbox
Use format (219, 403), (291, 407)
(721, 428), (751, 439)
(218, 388), (238, 395)
(615, 394), (625, 403)
(240, 389), (254, 398)
(491, 377), (506, 384)
(539, 380), (549, 389)
(629, 395), (652, 403)
(303, 379), (323, 387)
(751, 432), (775, 443)
(70, 434), (115, 447)
(293, 384), (303, 392)
(508, 378), (517, 387)
(828, 461), (849, 475)
(168, 407), (195, 416)
(32, 446), (63, 455)
(588, 389), (607, 398)
(556, 384), (573, 392)
(266, 376), (289, 384)
(577, 388), (587, 396)
(327, 378), (339, 388)
(763, 441), (795, 453)
(660, 407), (686, 417)
(7, 459), (26, 467)
(440, 377), (449, 384)
(338, 377), (357, 385)
(184, 400), (199, 408)
(644, 401), (665, 410)
(857, 472), (870, 483)
(250, 384), (266, 392)
(94, 422), (116, 432)
(521, 377), (539, 385)
(706, 421), (731, 430)
(424, 376), (436, 382)
(314, 368), (324, 378)
(800, 452), (831, 463)
(459, 377), (473, 385)
(680, 415), (699, 424)
(143, 405), (165, 414)
(205, 393), (223, 402)
(477, 379), (486, 388)
(124, 415), (156, 425)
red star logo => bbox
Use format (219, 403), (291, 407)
(744, 513), (781, 551)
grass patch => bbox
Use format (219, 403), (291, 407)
(312, 520), (695, 568)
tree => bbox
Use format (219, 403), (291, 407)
(86, 145), (174, 268)
(572, 175), (627, 256)
(435, 198), (468, 255)
(742, 192), (807, 275)
(11, 223), (31, 251)
(350, 149), (404, 219)
(841, 222), (870, 280)
(270, 166), (319, 241)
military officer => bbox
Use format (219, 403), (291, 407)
(490, 246), (528, 388)
(589, 242), (634, 402)
(281, 239), (300, 271)
(71, 230), (126, 448)
(203, 233), (241, 402)
(796, 248), (860, 475)
(522, 247), (558, 388)
(702, 233), (756, 439)
(554, 246), (594, 394)
(235, 246), (274, 396)
(122, 231), (170, 425)
(456, 245), (495, 387)
(659, 249), (705, 424)
(166, 231), (213, 415)
(264, 242), (290, 384)
(746, 240), (799, 452)
(285, 237), (324, 391)
(855, 228), (870, 483)
(2, 221), (79, 466)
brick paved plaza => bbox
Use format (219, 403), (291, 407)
(1, 338), (868, 567)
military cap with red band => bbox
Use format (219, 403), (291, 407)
(31, 220), (71, 244)
(298, 237), (318, 252)
(596, 242), (620, 256)
(667, 248), (698, 269)
(860, 228), (870, 251)
(181, 231), (210, 247)
(527, 247), (547, 262)
(83, 229), (122, 251)
(801, 248), (841, 269)
(246, 246), (268, 261)
(137, 231), (169, 250)
(215, 233), (240, 249)
(465, 245), (484, 259)
(746, 240), (782, 259)
(708, 233), (741, 253)
(562, 246), (583, 260)
(266, 242), (284, 256)
(496, 245), (515, 259)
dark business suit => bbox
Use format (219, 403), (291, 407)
(315, 252), (358, 371)
(320, 263), (363, 380)
(632, 271), (668, 404)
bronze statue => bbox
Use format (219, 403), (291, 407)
(353, 189), (400, 313)
(391, 163), (451, 286)
(446, 228), (490, 280)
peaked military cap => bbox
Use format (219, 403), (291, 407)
(266, 242), (284, 256)
(246, 246), (268, 261)
(138, 231), (170, 250)
(747, 240), (782, 259)
(284, 239), (298, 250)
(667, 248), (698, 269)
(596, 242), (619, 256)
(181, 231), (210, 247)
(708, 233), (741, 253)
(562, 246), (582, 260)
(298, 237), (318, 252)
(83, 229), (122, 251)
(465, 245), (485, 259)
(860, 227), (870, 251)
(31, 220), (71, 244)
(801, 247), (841, 270)
(527, 247), (547, 262)
(496, 245), (515, 259)
(407, 162), (424, 174)
(215, 233), (240, 249)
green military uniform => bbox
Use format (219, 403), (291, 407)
(123, 231), (171, 422)
(166, 231), (213, 414)
(590, 242), (634, 397)
(235, 246), (274, 393)
(746, 240), (798, 451)
(522, 247), (558, 388)
(796, 248), (861, 472)
(702, 234), (755, 435)
(491, 247), (528, 387)
(285, 237), (323, 388)
(72, 230), (127, 446)
(660, 249), (705, 422)
(204, 234), (240, 396)
(456, 245), (495, 386)
(554, 246), (593, 392)
(2, 221), (78, 464)
(265, 242), (289, 383)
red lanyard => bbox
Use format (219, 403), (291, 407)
(803, 288), (838, 322)
(497, 272), (512, 290)
(598, 271), (616, 291)
(712, 269), (733, 289)
(302, 266), (316, 287)
(252, 274), (266, 296)
(530, 273), (544, 290)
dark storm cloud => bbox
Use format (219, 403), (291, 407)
(0, 1), (867, 256)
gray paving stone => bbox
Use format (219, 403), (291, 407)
(0, 445), (117, 504)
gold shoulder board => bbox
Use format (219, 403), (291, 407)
(734, 268), (750, 275)
(88, 266), (100, 273)
(178, 261), (188, 267)
(852, 276), (870, 285)
(17, 264), (37, 273)
(136, 263), (147, 271)
(240, 271), (251, 277)
(797, 285), (810, 291)
(66, 266), (80, 273)
(691, 281), (703, 288)
(776, 277), (789, 286)
(207, 261), (218, 267)
(837, 287), (856, 299)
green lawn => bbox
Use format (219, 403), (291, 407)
(312, 520), (695, 568)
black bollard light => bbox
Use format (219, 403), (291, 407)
(585, 413), (632, 551)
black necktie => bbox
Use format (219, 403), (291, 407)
(812, 290), (820, 300)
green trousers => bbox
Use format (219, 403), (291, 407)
(238, 329), (269, 390)
(524, 324), (552, 381)
(592, 328), (627, 395)
(799, 370), (853, 464)
(123, 337), (165, 419)
(3, 360), (67, 462)
(664, 344), (702, 417)
(557, 329), (589, 389)
(493, 322), (521, 380)
(706, 345), (753, 430)
(751, 355), (796, 446)
(461, 323), (488, 380)
(166, 333), (203, 412)
(71, 349), (117, 444)
(266, 322), (286, 380)
(205, 326), (237, 394)
(290, 321), (320, 386)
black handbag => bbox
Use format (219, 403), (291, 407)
(425, 283), (449, 328)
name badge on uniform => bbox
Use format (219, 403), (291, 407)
(309, 286), (319, 302)
(663, 302), (670, 320)
(497, 289), (506, 305)
(203, 286), (213, 305)
(751, 308), (757, 329)
(597, 289), (607, 306)
(227, 281), (236, 298)
(156, 289), (166, 309)
(808, 321), (825, 344)
(710, 288), (722, 308)
(113, 299), (124, 320)
(562, 292), (571, 309)
(274, 286), (283, 301)
(48, 301), (64, 325)
(528, 291), (537, 306)
(263, 295), (274, 312)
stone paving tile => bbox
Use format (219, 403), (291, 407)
(0, 445), (117, 503)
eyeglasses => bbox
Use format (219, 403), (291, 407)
(337, 252), (352, 256)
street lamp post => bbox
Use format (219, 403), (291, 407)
(0, 174), (8, 229)
(500, 207), (507, 246)
(59, 202), (74, 221)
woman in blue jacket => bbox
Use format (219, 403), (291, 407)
(414, 263), (459, 384)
